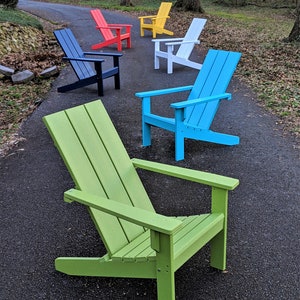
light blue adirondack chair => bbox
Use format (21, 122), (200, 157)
(135, 49), (242, 161)
(153, 18), (207, 74)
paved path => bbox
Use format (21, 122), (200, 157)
(1, 0), (299, 299)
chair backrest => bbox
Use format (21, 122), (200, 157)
(90, 9), (115, 41)
(43, 100), (155, 255)
(54, 28), (95, 80)
(176, 18), (207, 60)
(186, 49), (241, 129)
(155, 2), (172, 29)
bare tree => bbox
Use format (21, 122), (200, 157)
(174, 0), (205, 13)
(286, 0), (300, 41)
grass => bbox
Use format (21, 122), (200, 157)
(0, 8), (43, 29)
(38, 0), (168, 11)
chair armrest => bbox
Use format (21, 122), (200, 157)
(62, 56), (104, 63)
(96, 25), (123, 30)
(132, 158), (239, 190)
(170, 93), (232, 109)
(64, 189), (182, 235)
(153, 16), (170, 20)
(165, 40), (200, 46)
(83, 51), (123, 57)
(135, 85), (193, 99)
(139, 15), (157, 20)
(109, 23), (132, 28)
(152, 38), (184, 43)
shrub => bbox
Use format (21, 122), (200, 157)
(1, 0), (19, 9)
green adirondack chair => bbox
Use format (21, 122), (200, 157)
(43, 100), (239, 300)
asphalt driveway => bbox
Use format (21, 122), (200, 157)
(1, 0), (299, 299)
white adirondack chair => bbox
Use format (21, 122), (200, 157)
(153, 18), (207, 74)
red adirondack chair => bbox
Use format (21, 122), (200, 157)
(90, 9), (132, 51)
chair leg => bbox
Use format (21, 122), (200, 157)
(210, 187), (228, 270)
(153, 28), (157, 38)
(113, 56), (120, 90)
(140, 24), (144, 37)
(142, 97), (152, 146)
(142, 122), (152, 146)
(157, 271), (175, 300)
(154, 42), (160, 70)
(210, 230), (227, 270)
(167, 45), (174, 74)
(94, 61), (104, 96)
(175, 133), (185, 161)
(154, 231), (176, 300)
(127, 37), (131, 49)
(167, 58), (173, 74)
(117, 40), (122, 51)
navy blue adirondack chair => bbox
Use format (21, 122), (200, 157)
(54, 28), (122, 96)
(135, 49), (242, 161)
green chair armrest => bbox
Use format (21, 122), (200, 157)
(64, 189), (182, 234)
(132, 158), (239, 190)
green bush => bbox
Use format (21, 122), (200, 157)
(1, 0), (18, 9)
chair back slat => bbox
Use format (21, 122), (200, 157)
(176, 18), (207, 59)
(90, 9), (115, 41)
(43, 101), (155, 255)
(186, 50), (241, 129)
(54, 28), (95, 80)
(155, 2), (172, 29)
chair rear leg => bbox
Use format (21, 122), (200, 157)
(127, 37), (131, 49)
(117, 40), (122, 51)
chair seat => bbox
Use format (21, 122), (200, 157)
(112, 213), (224, 269)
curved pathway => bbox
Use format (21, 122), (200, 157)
(0, 1), (299, 299)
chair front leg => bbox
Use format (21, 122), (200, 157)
(174, 108), (186, 161)
(113, 56), (120, 89)
(154, 41), (160, 69)
(115, 28), (122, 51)
(142, 96), (152, 146)
(167, 45), (174, 74)
(94, 61), (104, 96)
(210, 187), (229, 270)
(151, 231), (175, 300)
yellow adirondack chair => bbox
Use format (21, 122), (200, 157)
(139, 2), (174, 38)
(43, 100), (239, 300)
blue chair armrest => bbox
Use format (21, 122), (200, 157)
(171, 93), (232, 109)
(62, 56), (104, 63)
(83, 52), (123, 57)
(135, 85), (194, 99)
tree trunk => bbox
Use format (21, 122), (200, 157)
(174, 0), (205, 13)
(120, 0), (133, 6)
(287, 1), (300, 42)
